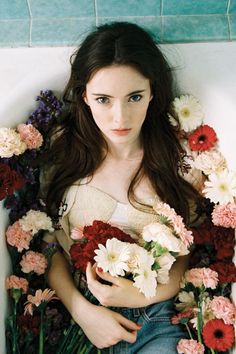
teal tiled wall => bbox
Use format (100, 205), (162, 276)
(0, 0), (235, 47)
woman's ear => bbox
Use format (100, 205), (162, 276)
(82, 92), (89, 106)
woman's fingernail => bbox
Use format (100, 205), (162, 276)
(97, 267), (103, 272)
(137, 323), (142, 328)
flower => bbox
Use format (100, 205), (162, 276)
(175, 291), (196, 311)
(171, 309), (194, 325)
(202, 169), (236, 204)
(94, 238), (131, 277)
(20, 251), (48, 275)
(133, 262), (157, 299)
(6, 275), (29, 294)
(184, 268), (218, 289)
(212, 203), (236, 228)
(0, 163), (25, 201)
(171, 95), (204, 132)
(142, 222), (185, 254)
(24, 289), (58, 315)
(155, 252), (176, 284)
(210, 296), (236, 325)
(17, 124), (43, 149)
(213, 227), (235, 260)
(194, 150), (227, 175)
(19, 209), (54, 234)
(188, 124), (217, 152)
(153, 202), (193, 247)
(70, 226), (84, 240)
(177, 339), (205, 354)
(202, 319), (235, 352)
(210, 262), (236, 284)
(6, 221), (32, 252)
(0, 127), (27, 157)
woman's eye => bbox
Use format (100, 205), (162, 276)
(96, 97), (109, 104)
(129, 94), (142, 102)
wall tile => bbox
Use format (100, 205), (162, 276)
(229, 15), (236, 39)
(29, 0), (94, 18)
(97, 16), (162, 39)
(162, 0), (228, 15)
(229, 0), (236, 14)
(0, 0), (29, 19)
(0, 20), (29, 46)
(96, 0), (161, 17)
(31, 18), (95, 46)
(163, 15), (229, 42)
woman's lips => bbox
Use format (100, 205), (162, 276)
(111, 129), (131, 136)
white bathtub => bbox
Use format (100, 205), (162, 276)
(0, 43), (236, 354)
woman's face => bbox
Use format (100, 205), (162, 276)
(83, 65), (153, 148)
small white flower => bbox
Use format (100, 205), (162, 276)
(194, 150), (227, 175)
(133, 265), (157, 298)
(94, 238), (130, 277)
(171, 95), (204, 132)
(155, 252), (176, 284)
(202, 169), (236, 204)
(175, 291), (196, 311)
(127, 243), (154, 273)
(19, 210), (54, 235)
(0, 127), (27, 158)
(142, 223), (182, 253)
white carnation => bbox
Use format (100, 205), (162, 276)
(19, 210), (54, 235)
(133, 265), (157, 298)
(171, 95), (204, 132)
(155, 252), (176, 284)
(194, 150), (227, 175)
(0, 127), (27, 158)
(142, 223), (182, 253)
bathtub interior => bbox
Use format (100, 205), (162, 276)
(0, 43), (236, 354)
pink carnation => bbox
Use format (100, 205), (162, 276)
(212, 203), (236, 228)
(177, 339), (205, 354)
(153, 202), (193, 246)
(70, 226), (84, 240)
(17, 124), (43, 149)
(20, 251), (48, 275)
(6, 275), (29, 293)
(185, 267), (218, 289)
(6, 221), (32, 252)
(210, 296), (236, 325)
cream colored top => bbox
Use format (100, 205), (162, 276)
(43, 182), (161, 260)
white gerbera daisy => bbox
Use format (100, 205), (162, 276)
(94, 238), (130, 277)
(171, 95), (204, 132)
(202, 169), (236, 204)
(133, 265), (157, 298)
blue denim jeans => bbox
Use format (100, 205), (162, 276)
(106, 298), (187, 354)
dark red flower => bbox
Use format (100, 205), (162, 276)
(191, 218), (215, 245)
(203, 319), (235, 352)
(213, 227), (235, 260)
(70, 220), (135, 273)
(188, 124), (217, 151)
(210, 262), (236, 284)
(0, 163), (25, 201)
(17, 313), (40, 336)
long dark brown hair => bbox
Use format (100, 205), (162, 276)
(45, 22), (202, 223)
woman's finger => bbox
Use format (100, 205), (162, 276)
(96, 267), (120, 285)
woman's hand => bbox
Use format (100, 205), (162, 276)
(75, 302), (141, 349)
(86, 263), (150, 308)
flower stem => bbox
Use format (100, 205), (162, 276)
(185, 324), (193, 339)
(12, 299), (19, 354)
(210, 349), (216, 354)
(197, 288), (204, 343)
(39, 309), (45, 354)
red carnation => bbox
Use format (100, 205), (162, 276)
(203, 319), (235, 352)
(0, 163), (25, 201)
(210, 262), (236, 284)
(213, 227), (235, 260)
(70, 220), (135, 273)
(191, 219), (215, 245)
(188, 124), (217, 151)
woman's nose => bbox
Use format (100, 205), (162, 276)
(113, 102), (128, 126)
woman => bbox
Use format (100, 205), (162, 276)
(43, 22), (202, 353)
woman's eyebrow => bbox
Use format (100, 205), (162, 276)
(91, 89), (146, 97)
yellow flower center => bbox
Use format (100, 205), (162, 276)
(108, 253), (117, 262)
(219, 183), (228, 192)
(180, 107), (190, 118)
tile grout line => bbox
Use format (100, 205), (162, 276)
(227, 0), (231, 14)
(94, 0), (98, 26)
(26, 0), (32, 47)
